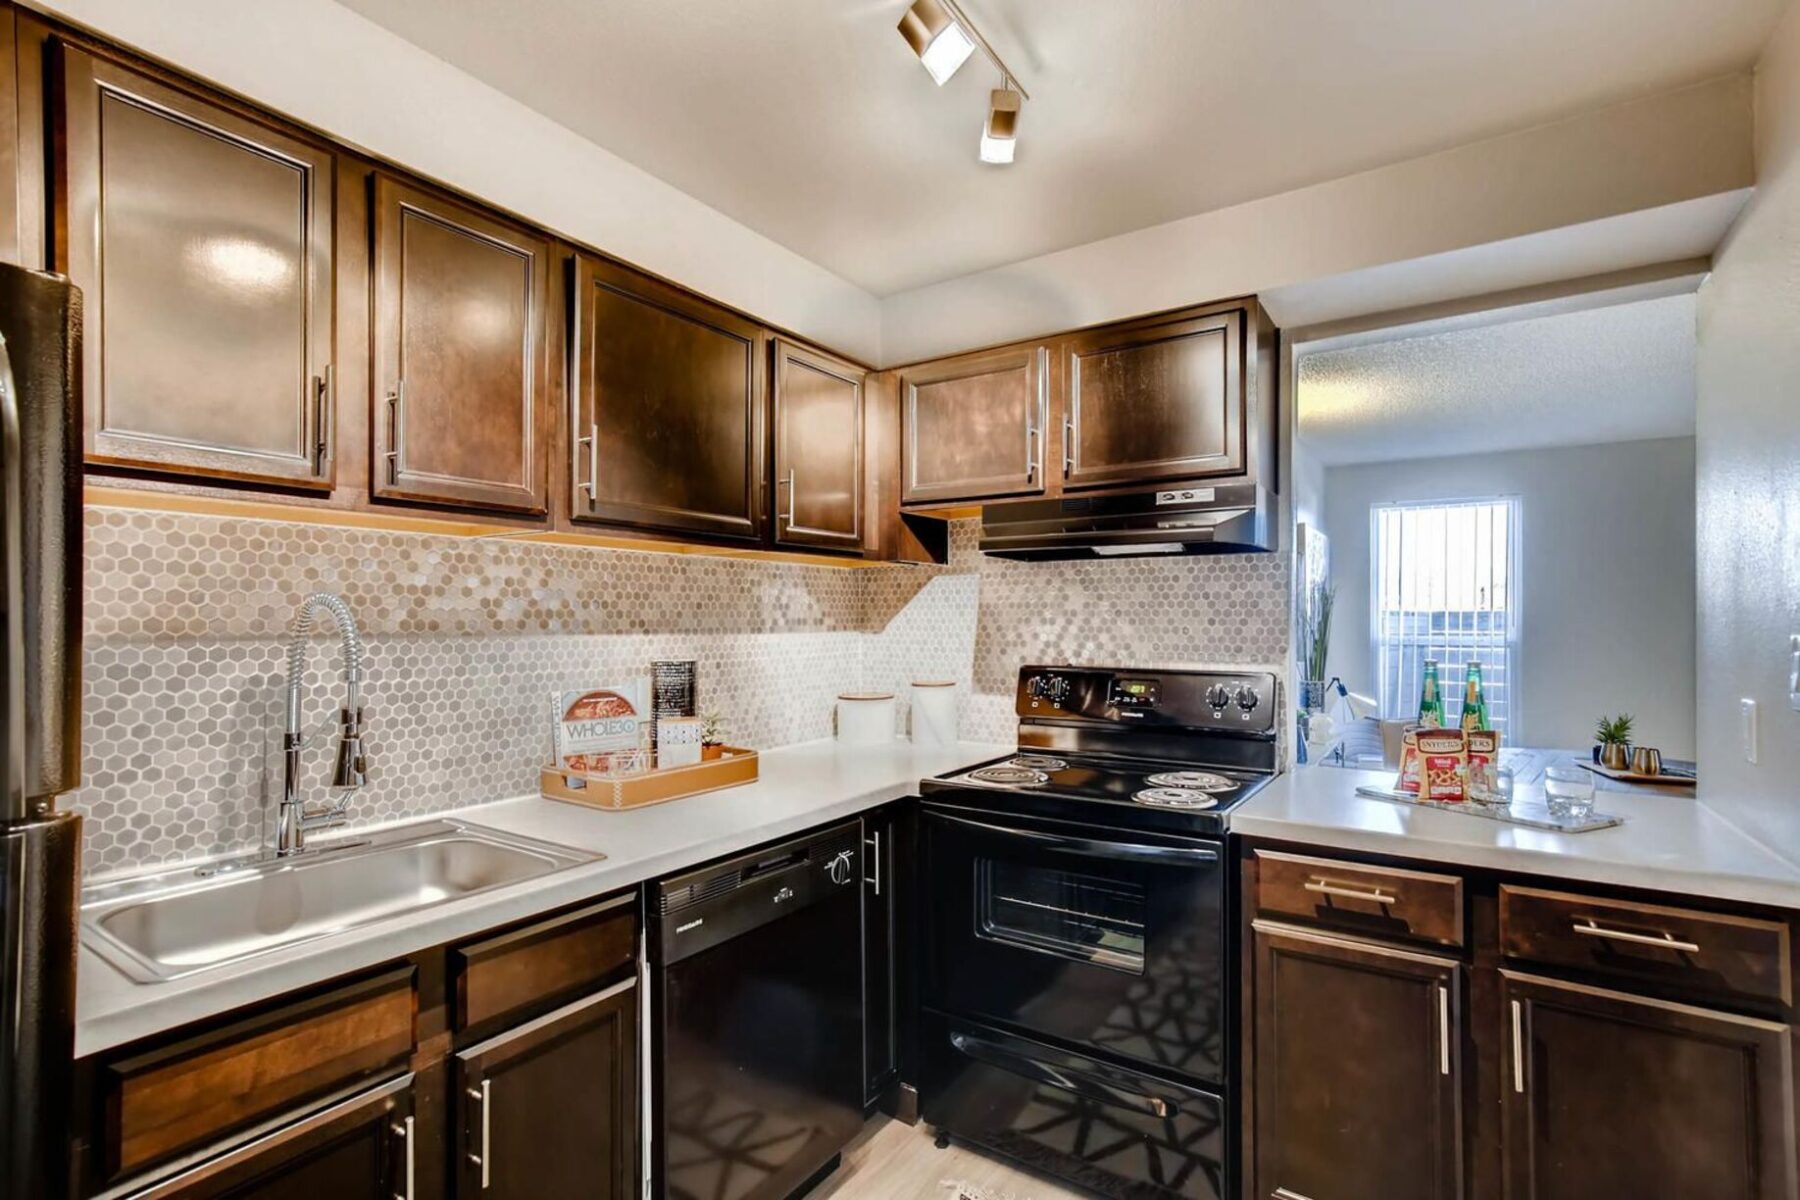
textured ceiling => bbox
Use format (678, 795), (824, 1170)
(334, 0), (1786, 295)
(1296, 294), (1698, 465)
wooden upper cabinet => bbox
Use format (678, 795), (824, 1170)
(900, 344), (1047, 505)
(370, 176), (550, 514)
(54, 42), (336, 488)
(570, 256), (766, 542)
(1502, 970), (1796, 1200)
(1059, 307), (1243, 489)
(1253, 923), (1463, 1200)
(772, 339), (864, 553)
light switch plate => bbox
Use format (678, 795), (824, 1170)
(1789, 635), (1800, 712)
(1741, 697), (1759, 764)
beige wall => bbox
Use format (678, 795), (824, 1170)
(1695, 1), (1800, 855)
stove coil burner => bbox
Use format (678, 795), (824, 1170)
(1009, 755), (1068, 772)
(1144, 770), (1237, 793)
(968, 764), (1051, 786)
(1134, 787), (1221, 810)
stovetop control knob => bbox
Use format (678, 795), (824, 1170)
(1204, 683), (1232, 710)
(1029, 674), (1069, 705)
(826, 849), (855, 886)
(1236, 685), (1262, 713)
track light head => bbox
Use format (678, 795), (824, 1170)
(980, 87), (1021, 164)
(898, 0), (976, 86)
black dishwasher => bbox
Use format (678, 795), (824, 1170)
(650, 822), (865, 1200)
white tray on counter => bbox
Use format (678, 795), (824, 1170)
(1354, 784), (1624, 834)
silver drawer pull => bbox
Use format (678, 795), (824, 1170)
(385, 381), (406, 483)
(1571, 919), (1700, 954)
(1437, 984), (1451, 1076)
(1273, 1189), (1318, 1200)
(1510, 999), (1525, 1094)
(1304, 878), (1397, 905)
(576, 422), (599, 500)
(390, 1114), (414, 1200)
(467, 1079), (491, 1188)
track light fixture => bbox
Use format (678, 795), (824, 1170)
(980, 86), (1021, 164)
(897, 0), (976, 85)
(897, 0), (1032, 164)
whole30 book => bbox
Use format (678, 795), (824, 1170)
(553, 679), (650, 776)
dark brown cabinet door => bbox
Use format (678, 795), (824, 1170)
(55, 43), (335, 488)
(1501, 970), (1795, 1200)
(863, 805), (899, 1105)
(1060, 308), (1243, 489)
(1253, 922), (1462, 1200)
(455, 980), (639, 1200)
(140, 1076), (414, 1200)
(772, 339), (863, 552)
(371, 175), (550, 514)
(570, 256), (765, 542)
(900, 344), (1047, 504)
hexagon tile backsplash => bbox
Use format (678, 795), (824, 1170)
(72, 508), (1291, 876)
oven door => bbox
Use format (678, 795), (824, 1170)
(921, 801), (1227, 1085)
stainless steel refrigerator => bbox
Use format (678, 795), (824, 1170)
(0, 262), (84, 1199)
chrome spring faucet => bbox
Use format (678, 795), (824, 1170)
(276, 592), (368, 857)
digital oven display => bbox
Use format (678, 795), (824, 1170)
(1110, 679), (1160, 706)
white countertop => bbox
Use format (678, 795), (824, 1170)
(75, 738), (1008, 1058)
(1234, 764), (1800, 909)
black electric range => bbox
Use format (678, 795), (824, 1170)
(917, 665), (1279, 1200)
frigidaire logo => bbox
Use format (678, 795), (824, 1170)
(676, 918), (704, 934)
(774, 886), (795, 904)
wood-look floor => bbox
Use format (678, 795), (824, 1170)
(810, 1116), (1088, 1200)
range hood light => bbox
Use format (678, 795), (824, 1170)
(980, 87), (1021, 164)
(1093, 542), (1185, 557)
(898, 0), (976, 85)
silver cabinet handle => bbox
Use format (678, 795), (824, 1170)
(390, 1114), (414, 1200)
(313, 366), (332, 474)
(467, 1079), (491, 1188)
(864, 829), (881, 894)
(1510, 998), (1525, 1094)
(1273, 1189), (1318, 1200)
(385, 380), (406, 483)
(783, 468), (797, 527)
(1303, 878), (1397, 905)
(1437, 984), (1451, 1076)
(1061, 410), (1074, 476)
(576, 422), (598, 500)
(1571, 919), (1700, 954)
(1024, 420), (1038, 483)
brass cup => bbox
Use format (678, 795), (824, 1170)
(1630, 746), (1663, 777)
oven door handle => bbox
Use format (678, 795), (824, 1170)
(950, 1031), (1182, 1119)
(931, 812), (1220, 866)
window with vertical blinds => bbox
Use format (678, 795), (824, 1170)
(1371, 498), (1519, 735)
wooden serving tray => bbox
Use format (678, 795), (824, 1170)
(541, 747), (758, 811)
(1576, 759), (1696, 786)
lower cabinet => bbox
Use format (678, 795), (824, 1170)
(116, 1075), (416, 1200)
(1251, 922), (1462, 1200)
(1500, 971), (1796, 1200)
(863, 804), (900, 1106)
(453, 979), (640, 1200)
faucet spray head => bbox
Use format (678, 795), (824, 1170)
(330, 707), (368, 790)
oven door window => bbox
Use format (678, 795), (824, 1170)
(976, 859), (1146, 974)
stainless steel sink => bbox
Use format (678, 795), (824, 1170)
(81, 820), (600, 983)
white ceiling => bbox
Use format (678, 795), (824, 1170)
(336, 0), (1785, 297)
(1296, 293), (1698, 465)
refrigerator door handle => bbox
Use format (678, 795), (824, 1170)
(0, 332), (26, 819)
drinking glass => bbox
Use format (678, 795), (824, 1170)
(1544, 764), (1596, 822)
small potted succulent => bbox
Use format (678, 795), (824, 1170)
(1594, 713), (1634, 770)
(700, 712), (727, 761)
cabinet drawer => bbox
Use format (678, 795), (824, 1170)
(1499, 885), (1792, 1007)
(1255, 850), (1464, 948)
(103, 967), (415, 1181)
(450, 894), (637, 1031)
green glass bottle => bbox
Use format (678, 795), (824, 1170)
(1460, 661), (1491, 732)
(1417, 660), (1445, 728)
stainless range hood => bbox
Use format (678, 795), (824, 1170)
(979, 482), (1276, 560)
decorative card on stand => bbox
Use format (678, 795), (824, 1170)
(553, 680), (650, 776)
(656, 715), (705, 768)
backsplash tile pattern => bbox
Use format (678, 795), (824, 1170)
(866, 521), (1292, 743)
(73, 509), (1292, 875)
